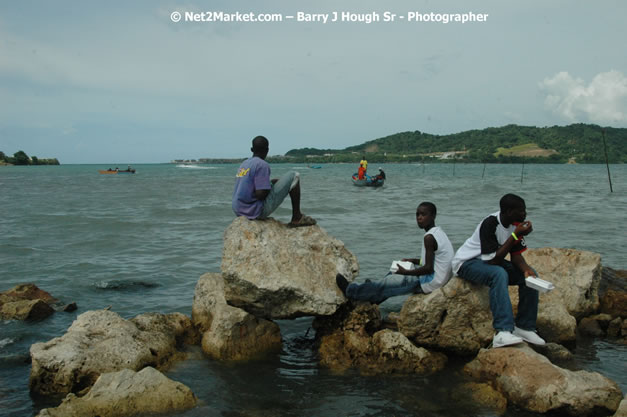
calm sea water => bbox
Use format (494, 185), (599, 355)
(1, 163), (625, 416)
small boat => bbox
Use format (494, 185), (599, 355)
(351, 173), (384, 187)
(98, 168), (136, 175)
(309, 165), (322, 169)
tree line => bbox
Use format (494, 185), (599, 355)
(0, 150), (60, 165)
(283, 123), (626, 164)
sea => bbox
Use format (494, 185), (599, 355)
(1, 163), (625, 417)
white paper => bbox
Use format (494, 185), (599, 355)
(390, 260), (416, 273)
(525, 276), (555, 293)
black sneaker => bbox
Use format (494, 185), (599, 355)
(336, 274), (349, 297)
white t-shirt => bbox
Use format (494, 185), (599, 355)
(451, 211), (527, 274)
(420, 226), (455, 293)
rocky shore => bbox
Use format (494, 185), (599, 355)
(4, 216), (624, 416)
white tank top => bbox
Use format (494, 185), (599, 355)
(420, 226), (454, 293)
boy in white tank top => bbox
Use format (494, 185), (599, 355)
(336, 202), (454, 304)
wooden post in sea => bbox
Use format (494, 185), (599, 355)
(520, 158), (524, 184)
(452, 155), (456, 177)
(482, 162), (486, 179)
(602, 128), (614, 193)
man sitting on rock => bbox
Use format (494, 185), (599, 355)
(451, 193), (545, 348)
(336, 202), (454, 304)
(232, 135), (316, 227)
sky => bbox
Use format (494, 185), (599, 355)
(1, 0), (626, 163)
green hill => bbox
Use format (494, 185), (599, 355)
(281, 124), (626, 164)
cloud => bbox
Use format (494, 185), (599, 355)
(540, 70), (627, 125)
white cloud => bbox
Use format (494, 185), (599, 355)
(540, 70), (627, 125)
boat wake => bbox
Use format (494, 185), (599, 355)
(176, 164), (214, 169)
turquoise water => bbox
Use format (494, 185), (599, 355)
(1, 163), (625, 416)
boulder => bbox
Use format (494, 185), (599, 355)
(1, 299), (54, 321)
(506, 248), (605, 343)
(399, 249), (604, 352)
(1, 283), (58, 304)
(0, 284), (57, 320)
(523, 248), (602, 319)
(613, 395), (627, 417)
(602, 290), (627, 318)
(370, 329), (447, 375)
(36, 367), (197, 417)
(607, 317), (623, 338)
(193, 273), (281, 360)
(314, 303), (446, 375)
(600, 267), (627, 319)
(464, 344), (622, 416)
(221, 217), (359, 319)
(458, 382), (507, 415)
(531, 342), (573, 362)
(398, 277), (494, 355)
(30, 310), (197, 396)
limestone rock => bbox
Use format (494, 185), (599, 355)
(464, 344), (622, 416)
(602, 289), (627, 318)
(221, 217), (359, 319)
(1, 283), (58, 304)
(579, 316), (606, 337)
(36, 367), (197, 417)
(613, 395), (627, 417)
(459, 382), (507, 415)
(398, 277), (494, 355)
(1, 299), (54, 320)
(608, 317), (623, 338)
(523, 248), (602, 318)
(371, 329), (447, 374)
(531, 342), (573, 362)
(193, 273), (281, 360)
(531, 297), (577, 344)
(314, 303), (446, 375)
(0, 283), (57, 320)
(30, 309), (196, 396)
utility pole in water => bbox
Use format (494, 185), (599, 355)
(602, 129), (613, 193)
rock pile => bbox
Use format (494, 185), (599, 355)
(464, 344), (622, 416)
(313, 303), (447, 375)
(30, 310), (198, 396)
(1, 284), (58, 320)
(36, 367), (197, 417)
(26, 214), (625, 416)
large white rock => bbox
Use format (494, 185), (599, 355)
(36, 367), (197, 417)
(399, 248), (604, 351)
(523, 248), (602, 319)
(398, 277), (494, 355)
(193, 273), (282, 360)
(464, 344), (622, 416)
(221, 217), (359, 319)
(30, 310), (197, 396)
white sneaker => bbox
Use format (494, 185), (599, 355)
(492, 331), (523, 348)
(514, 327), (546, 345)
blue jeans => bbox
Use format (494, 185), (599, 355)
(346, 273), (432, 304)
(457, 258), (538, 332)
(259, 171), (298, 219)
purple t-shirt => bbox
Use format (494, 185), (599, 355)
(232, 157), (272, 219)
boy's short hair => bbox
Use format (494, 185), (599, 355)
(418, 202), (437, 217)
(252, 136), (269, 151)
(500, 193), (525, 212)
